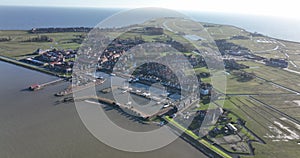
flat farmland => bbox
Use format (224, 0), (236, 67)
(204, 24), (248, 40)
(0, 30), (82, 59)
(253, 95), (300, 121)
(212, 72), (290, 94)
(239, 61), (300, 92)
(216, 96), (300, 158)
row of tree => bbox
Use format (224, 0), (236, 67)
(23, 35), (53, 42)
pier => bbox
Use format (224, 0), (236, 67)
(55, 79), (106, 96)
(40, 78), (65, 87)
(29, 78), (65, 91)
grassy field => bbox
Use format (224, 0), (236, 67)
(239, 61), (300, 92)
(236, 36), (300, 71)
(214, 96), (300, 158)
(204, 24), (249, 40)
(164, 116), (232, 158)
(205, 23), (300, 70)
(119, 31), (170, 42)
(215, 97), (270, 137)
(0, 30), (82, 59)
(1, 20), (300, 158)
(252, 95), (300, 120)
(212, 71), (290, 94)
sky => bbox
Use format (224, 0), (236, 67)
(1, 0), (300, 20)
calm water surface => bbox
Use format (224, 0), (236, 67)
(0, 6), (300, 42)
(0, 61), (208, 158)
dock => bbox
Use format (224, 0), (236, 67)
(29, 78), (65, 91)
(55, 79), (105, 96)
(40, 78), (65, 87)
(74, 95), (174, 119)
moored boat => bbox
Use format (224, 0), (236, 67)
(28, 84), (41, 91)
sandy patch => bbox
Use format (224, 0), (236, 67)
(264, 121), (300, 141)
(280, 117), (300, 130)
(293, 100), (300, 106)
(274, 121), (299, 139)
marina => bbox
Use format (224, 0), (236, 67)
(1, 3), (300, 158)
(0, 60), (208, 158)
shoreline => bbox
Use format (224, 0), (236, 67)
(0, 60), (209, 158)
(0, 55), (223, 157)
(0, 55), (67, 78)
(2, 21), (300, 44)
(193, 21), (300, 44)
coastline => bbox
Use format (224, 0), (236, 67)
(0, 55), (225, 156)
(0, 21), (299, 157)
(0, 61), (209, 158)
(0, 55), (65, 78)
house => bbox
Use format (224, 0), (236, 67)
(265, 58), (288, 68)
(200, 89), (209, 95)
(226, 123), (238, 132)
(34, 48), (47, 55)
(144, 27), (164, 35)
(22, 58), (46, 66)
